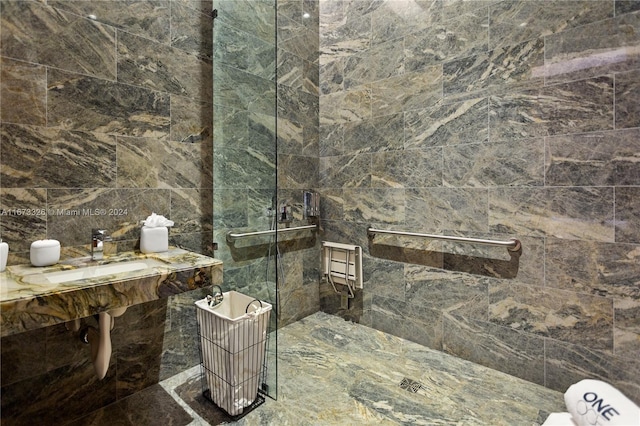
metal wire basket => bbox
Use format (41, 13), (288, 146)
(195, 290), (272, 418)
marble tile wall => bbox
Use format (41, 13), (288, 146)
(0, 1), (215, 424)
(318, 0), (640, 404)
(0, 0), (214, 261)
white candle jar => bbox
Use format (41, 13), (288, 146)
(30, 239), (61, 267)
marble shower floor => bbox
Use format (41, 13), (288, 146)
(71, 312), (566, 425)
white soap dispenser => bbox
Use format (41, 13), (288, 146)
(0, 239), (8, 272)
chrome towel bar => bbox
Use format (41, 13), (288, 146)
(367, 227), (521, 252)
(227, 224), (318, 243)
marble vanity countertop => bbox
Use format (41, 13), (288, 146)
(0, 248), (222, 337)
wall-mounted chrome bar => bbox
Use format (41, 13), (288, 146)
(227, 224), (318, 243)
(367, 227), (521, 252)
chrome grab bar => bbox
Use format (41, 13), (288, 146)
(226, 224), (318, 243)
(367, 227), (521, 252)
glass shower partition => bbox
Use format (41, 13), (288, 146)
(211, 0), (279, 400)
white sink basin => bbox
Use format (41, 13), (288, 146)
(21, 258), (169, 285)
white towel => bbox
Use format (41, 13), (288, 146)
(564, 379), (640, 426)
(542, 412), (577, 426)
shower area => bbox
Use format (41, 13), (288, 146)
(215, 0), (640, 415)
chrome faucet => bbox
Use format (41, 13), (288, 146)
(91, 229), (112, 260)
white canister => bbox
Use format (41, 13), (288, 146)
(30, 239), (61, 267)
(0, 240), (8, 272)
(140, 226), (168, 253)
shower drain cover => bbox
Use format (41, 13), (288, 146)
(399, 377), (423, 393)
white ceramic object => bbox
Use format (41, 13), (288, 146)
(140, 226), (168, 253)
(0, 240), (8, 272)
(30, 239), (60, 267)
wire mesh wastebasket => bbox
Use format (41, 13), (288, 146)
(195, 290), (272, 417)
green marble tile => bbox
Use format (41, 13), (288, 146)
(489, 187), (615, 241)
(212, 188), (248, 229)
(616, 68), (640, 129)
(545, 239), (640, 298)
(489, 282), (614, 351)
(546, 129), (640, 186)
(399, 302), (445, 351)
(0, 188), (47, 252)
(117, 136), (209, 189)
(489, 76), (614, 140)
(171, 1), (213, 60)
(614, 299), (640, 360)
(0, 58), (47, 126)
(278, 14), (319, 64)
(278, 0), (302, 23)
(343, 112), (404, 154)
(118, 384), (193, 425)
(319, 86), (371, 125)
(344, 38), (404, 89)
(320, 13), (370, 65)
(318, 187), (344, 222)
(615, 186), (640, 244)
(489, 0), (612, 51)
(170, 95), (213, 144)
(363, 255), (405, 302)
(443, 314), (546, 385)
(213, 146), (276, 190)
(406, 187), (489, 233)
(117, 31), (212, 102)
(213, 63), (275, 113)
(277, 85), (318, 151)
(1, 124), (116, 188)
(0, 1), (117, 79)
(214, 20), (274, 81)
(170, 188), (212, 234)
(47, 69), (170, 137)
(544, 10), (639, 85)
(302, 60), (320, 96)
(371, 148), (443, 188)
(277, 48), (304, 90)
(545, 338), (612, 393)
(610, 349), (640, 403)
(319, 58), (344, 94)
(443, 37), (545, 100)
(404, 97), (489, 148)
(405, 264), (489, 320)
(343, 188), (405, 224)
(371, 66), (443, 117)
(319, 123), (344, 156)
(277, 154), (318, 189)
(616, 0), (640, 15)
(319, 153), (371, 188)
(405, 8), (488, 71)
(214, 0), (275, 44)
(442, 0), (497, 21)
(48, 0), (170, 44)
(178, 0), (213, 15)
(443, 139), (544, 187)
(212, 104), (249, 148)
(370, 0), (442, 45)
